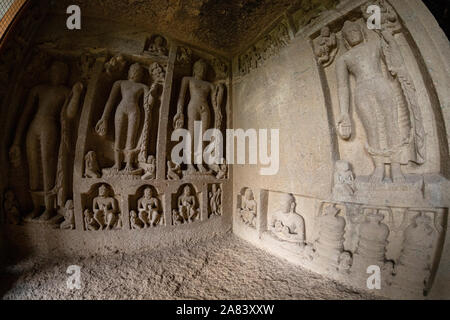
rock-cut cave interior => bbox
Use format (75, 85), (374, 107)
(0, 0), (450, 300)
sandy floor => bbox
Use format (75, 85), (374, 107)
(0, 233), (378, 300)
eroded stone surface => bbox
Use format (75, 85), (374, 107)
(0, 234), (379, 300)
(0, 0), (449, 300)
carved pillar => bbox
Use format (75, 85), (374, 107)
(257, 189), (269, 237)
(201, 183), (208, 221)
(156, 43), (177, 180)
(73, 58), (106, 231)
(121, 191), (131, 230)
(163, 185), (173, 226)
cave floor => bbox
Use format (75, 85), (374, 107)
(0, 233), (379, 300)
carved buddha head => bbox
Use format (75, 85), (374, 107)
(99, 184), (109, 197)
(5, 190), (14, 202)
(281, 193), (296, 214)
(154, 36), (164, 47)
(144, 187), (153, 198)
(193, 59), (208, 80)
(320, 26), (331, 38)
(49, 61), (69, 86)
(342, 20), (364, 48)
(128, 63), (144, 83)
(183, 186), (191, 196)
(244, 188), (254, 201)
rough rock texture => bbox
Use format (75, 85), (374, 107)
(0, 234), (378, 300)
(1, 0), (449, 301)
(232, 0), (450, 299)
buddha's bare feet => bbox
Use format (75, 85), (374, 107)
(123, 165), (134, 173)
(392, 166), (406, 184)
(109, 165), (120, 174)
(370, 166), (384, 184)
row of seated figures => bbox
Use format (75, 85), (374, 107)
(236, 187), (444, 297)
(77, 183), (220, 231)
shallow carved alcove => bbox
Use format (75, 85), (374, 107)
(0, 0), (450, 300)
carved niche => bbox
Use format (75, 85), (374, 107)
(7, 56), (85, 224)
(332, 160), (356, 198)
(312, 203), (348, 271)
(143, 34), (169, 57)
(208, 184), (222, 218)
(352, 209), (391, 269)
(172, 184), (200, 225)
(83, 184), (122, 231)
(169, 55), (227, 179)
(335, 17), (425, 184)
(268, 193), (306, 245)
(237, 188), (257, 228)
(312, 26), (338, 67)
(130, 185), (163, 229)
(60, 199), (75, 230)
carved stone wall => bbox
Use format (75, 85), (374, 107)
(0, 10), (233, 258)
(232, 0), (450, 299)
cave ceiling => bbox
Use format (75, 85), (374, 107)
(50, 0), (305, 56)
